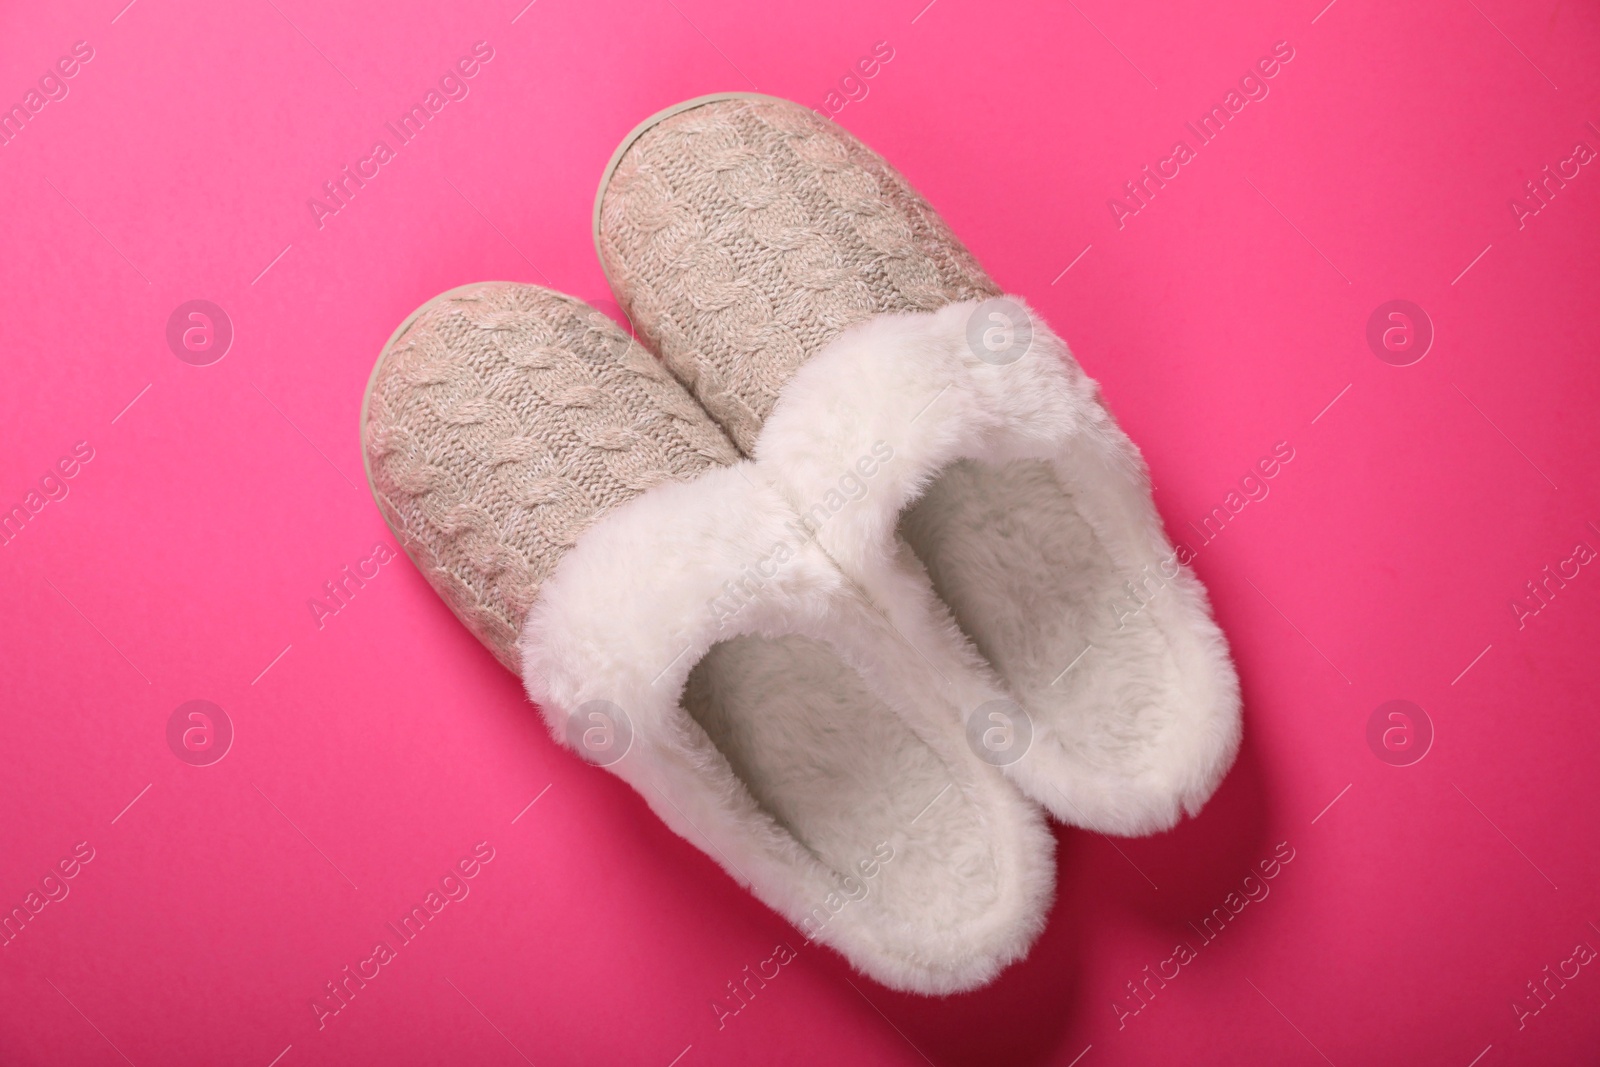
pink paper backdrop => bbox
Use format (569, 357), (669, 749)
(3, 0), (1598, 1063)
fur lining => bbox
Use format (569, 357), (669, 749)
(519, 462), (1054, 993)
(752, 298), (1242, 836)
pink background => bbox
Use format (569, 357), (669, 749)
(3, 0), (1599, 1063)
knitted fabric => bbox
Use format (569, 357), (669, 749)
(362, 283), (740, 671)
(597, 95), (999, 455)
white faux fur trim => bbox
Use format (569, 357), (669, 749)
(752, 298), (1242, 836)
(518, 461), (1054, 993)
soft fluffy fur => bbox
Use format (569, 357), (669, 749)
(752, 298), (1243, 837)
(519, 462), (1055, 994)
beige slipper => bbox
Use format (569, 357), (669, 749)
(361, 282), (1054, 993)
(596, 95), (1242, 836)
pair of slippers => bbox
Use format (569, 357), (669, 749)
(361, 94), (1241, 995)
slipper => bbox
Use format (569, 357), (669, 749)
(596, 95), (1241, 837)
(361, 282), (1054, 993)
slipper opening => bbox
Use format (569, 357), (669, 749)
(680, 630), (1022, 990)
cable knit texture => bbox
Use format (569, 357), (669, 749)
(362, 283), (740, 670)
(597, 94), (998, 454)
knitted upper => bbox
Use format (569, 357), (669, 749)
(597, 95), (999, 454)
(362, 283), (740, 671)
